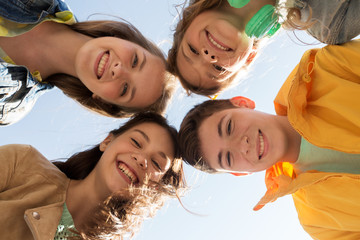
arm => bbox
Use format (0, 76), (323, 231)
(302, 0), (360, 44)
(292, 174), (360, 240)
(0, 144), (32, 192)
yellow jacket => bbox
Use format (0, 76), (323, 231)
(254, 40), (360, 240)
(0, 144), (70, 240)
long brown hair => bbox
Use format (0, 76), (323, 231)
(47, 20), (175, 118)
(53, 112), (185, 239)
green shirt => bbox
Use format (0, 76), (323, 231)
(294, 137), (360, 174)
(54, 203), (77, 239)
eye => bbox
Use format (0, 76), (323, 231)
(151, 159), (162, 171)
(131, 138), (141, 148)
(213, 64), (226, 73)
(188, 44), (199, 55)
(227, 119), (232, 135)
(132, 53), (138, 68)
(226, 151), (231, 167)
(120, 83), (128, 96)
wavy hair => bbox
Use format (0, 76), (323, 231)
(167, 0), (314, 96)
(53, 112), (185, 239)
(47, 20), (176, 118)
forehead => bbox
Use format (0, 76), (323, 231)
(132, 54), (165, 108)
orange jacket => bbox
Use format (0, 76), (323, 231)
(255, 40), (360, 240)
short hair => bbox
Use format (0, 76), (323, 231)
(47, 20), (175, 118)
(179, 99), (236, 173)
(167, 0), (261, 96)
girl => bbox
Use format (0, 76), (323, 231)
(0, 0), (174, 126)
(168, 0), (360, 96)
(0, 112), (185, 239)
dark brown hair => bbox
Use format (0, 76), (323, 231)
(179, 99), (236, 173)
(53, 112), (185, 239)
(47, 20), (175, 118)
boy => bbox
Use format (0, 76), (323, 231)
(179, 40), (360, 240)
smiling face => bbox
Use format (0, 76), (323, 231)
(198, 107), (291, 173)
(75, 37), (165, 108)
(176, 10), (254, 90)
(95, 122), (175, 196)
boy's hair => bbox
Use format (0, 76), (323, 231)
(179, 99), (236, 173)
(167, 0), (260, 96)
(47, 20), (175, 118)
(53, 112), (185, 239)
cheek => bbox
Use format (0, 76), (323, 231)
(96, 83), (121, 100)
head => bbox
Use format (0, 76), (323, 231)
(54, 112), (184, 239)
(47, 20), (175, 118)
(168, 0), (259, 96)
(179, 97), (290, 175)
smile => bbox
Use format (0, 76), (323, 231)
(258, 130), (264, 159)
(96, 51), (109, 79)
(207, 31), (231, 51)
(117, 161), (139, 184)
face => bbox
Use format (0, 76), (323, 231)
(198, 107), (289, 173)
(95, 122), (175, 196)
(75, 37), (165, 108)
(176, 10), (254, 89)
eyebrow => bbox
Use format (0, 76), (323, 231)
(140, 51), (146, 71)
(128, 87), (136, 103)
(181, 45), (193, 64)
(217, 115), (226, 169)
(217, 115), (225, 137)
(134, 129), (149, 142)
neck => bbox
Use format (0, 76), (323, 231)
(66, 173), (108, 231)
(0, 21), (91, 79)
(277, 116), (301, 163)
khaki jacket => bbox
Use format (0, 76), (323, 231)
(0, 144), (70, 240)
(255, 40), (360, 239)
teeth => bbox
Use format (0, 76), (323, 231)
(97, 52), (109, 78)
(118, 162), (137, 184)
(259, 132), (264, 159)
(208, 33), (230, 51)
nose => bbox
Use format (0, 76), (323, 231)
(201, 48), (217, 63)
(111, 61), (129, 79)
(132, 153), (148, 169)
(234, 135), (250, 156)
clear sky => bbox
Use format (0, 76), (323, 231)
(1, 0), (331, 239)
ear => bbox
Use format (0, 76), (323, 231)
(99, 133), (114, 152)
(245, 48), (257, 66)
(230, 96), (255, 109)
(230, 172), (252, 176)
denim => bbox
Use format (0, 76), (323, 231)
(295, 0), (360, 44)
(0, 0), (70, 24)
(0, 0), (72, 125)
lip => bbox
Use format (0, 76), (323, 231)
(115, 160), (139, 185)
(206, 31), (232, 53)
(258, 130), (268, 160)
(94, 51), (110, 80)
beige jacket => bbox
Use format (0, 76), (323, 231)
(0, 144), (70, 240)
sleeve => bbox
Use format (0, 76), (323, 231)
(292, 174), (360, 240)
(316, 39), (360, 81)
(0, 144), (32, 191)
(305, 0), (360, 44)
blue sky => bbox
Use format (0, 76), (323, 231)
(0, 0), (331, 239)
